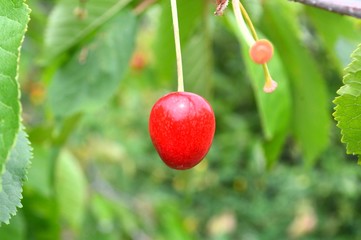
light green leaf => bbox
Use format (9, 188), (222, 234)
(334, 44), (361, 162)
(261, 0), (330, 165)
(227, 14), (291, 139)
(183, 24), (213, 97)
(0, 129), (32, 225)
(43, 0), (131, 62)
(226, 14), (292, 166)
(0, 0), (30, 176)
(48, 11), (136, 117)
(55, 150), (87, 230)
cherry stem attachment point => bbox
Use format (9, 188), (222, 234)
(262, 64), (271, 81)
(170, 0), (184, 92)
(232, 0), (255, 48)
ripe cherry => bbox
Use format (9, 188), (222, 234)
(149, 92), (215, 170)
(249, 39), (274, 64)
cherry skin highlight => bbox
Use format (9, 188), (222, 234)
(149, 92), (216, 170)
(249, 39), (274, 64)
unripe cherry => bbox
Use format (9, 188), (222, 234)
(249, 39), (274, 64)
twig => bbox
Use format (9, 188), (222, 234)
(289, 0), (361, 18)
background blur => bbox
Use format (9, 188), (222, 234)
(1, 0), (361, 239)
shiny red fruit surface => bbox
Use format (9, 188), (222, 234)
(149, 92), (216, 170)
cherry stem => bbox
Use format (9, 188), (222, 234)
(238, 1), (259, 41)
(170, 0), (184, 92)
(235, 1), (277, 92)
(232, 0), (255, 47)
(262, 64), (272, 84)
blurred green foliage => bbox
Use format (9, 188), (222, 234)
(1, 0), (361, 239)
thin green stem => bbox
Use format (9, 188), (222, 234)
(170, 0), (184, 92)
(239, 1), (258, 41)
(262, 64), (272, 82)
(232, 0), (255, 47)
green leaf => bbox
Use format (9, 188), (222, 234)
(154, 0), (204, 84)
(20, 193), (61, 239)
(55, 150), (87, 230)
(305, 7), (361, 69)
(261, 0), (330, 165)
(156, 201), (193, 240)
(0, 213), (25, 239)
(0, 129), (32, 225)
(25, 144), (52, 197)
(337, 46), (361, 97)
(43, 0), (131, 63)
(183, 23), (213, 97)
(334, 44), (361, 162)
(48, 11), (136, 117)
(0, 0), (30, 177)
(226, 15), (292, 166)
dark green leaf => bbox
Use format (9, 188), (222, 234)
(154, 0), (204, 84)
(183, 25), (213, 97)
(0, 213), (25, 239)
(306, 7), (361, 69)
(226, 14), (292, 166)
(43, 0), (131, 62)
(48, 11), (136, 117)
(261, 0), (330, 165)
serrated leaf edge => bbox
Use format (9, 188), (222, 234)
(1, 126), (33, 225)
(333, 43), (361, 162)
(0, 1), (31, 182)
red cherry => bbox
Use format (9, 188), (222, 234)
(249, 39), (274, 64)
(149, 92), (216, 170)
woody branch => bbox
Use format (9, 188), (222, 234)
(289, 0), (361, 18)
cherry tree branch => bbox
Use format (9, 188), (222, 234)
(289, 0), (361, 18)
